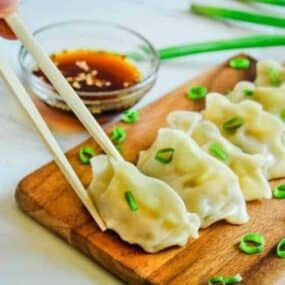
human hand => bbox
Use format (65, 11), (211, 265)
(0, 0), (19, 39)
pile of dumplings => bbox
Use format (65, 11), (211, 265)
(88, 60), (285, 253)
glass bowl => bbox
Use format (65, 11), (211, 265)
(18, 20), (160, 114)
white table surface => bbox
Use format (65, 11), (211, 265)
(0, 0), (284, 284)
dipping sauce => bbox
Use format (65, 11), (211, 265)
(33, 49), (141, 93)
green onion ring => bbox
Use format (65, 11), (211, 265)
(273, 184), (285, 199)
(187, 85), (208, 100)
(277, 238), (285, 258)
(229, 57), (251, 70)
(223, 116), (244, 133)
(268, 67), (282, 86)
(125, 191), (138, 212)
(208, 143), (229, 162)
(111, 126), (127, 144)
(239, 233), (265, 254)
(224, 274), (242, 284)
(243, 89), (254, 97)
(79, 146), (95, 164)
(121, 110), (139, 124)
(155, 148), (175, 164)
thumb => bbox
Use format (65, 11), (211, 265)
(0, 0), (19, 18)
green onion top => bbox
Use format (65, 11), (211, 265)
(111, 126), (127, 144)
(79, 146), (95, 164)
(155, 148), (175, 164)
(229, 57), (251, 70)
(243, 89), (254, 97)
(223, 116), (244, 133)
(273, 184), (285, 199)
(280, 109), (285, 122)
(208, 274), (242, 285)
(187, 86), (208, 100)
(121, 110), (139, 124)
(268, 67), (282, 86)
(208, 143), (229, 162)
(239, 233), (265, 254)
(125, 191), (138, 212)
(277, 238), (285, 258)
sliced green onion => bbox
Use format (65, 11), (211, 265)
(229, 57), (251, 70)
(268, 68), (282, 86)
(208, 276), (225, 285)
(187, 86), (208, 100)
(79, 146), (95, 164)
(239, 233), (265, 254)
(243, 89), (254, 97)
(224, 90), (232, 96)
(155, 148), (175, 164)
(208, 143), (229, 162)
(224, 274), (242, 284)
(280, 109), (285, 122)
(273, 184), (285, 199)
(121, 110), (139, 124)
(277, 238), (285, 258)
(125, 191), (138, 211)
(111, 126), (127, 144)
(223, 116), (244, 133)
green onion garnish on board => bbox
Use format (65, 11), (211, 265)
(158, 35), (285, 60)
(268, 68), (282, 86)
(208, 276), (225, 285)
(223, 116), (244, 133)
(111, 126), (127, 144)
(280, 109), (285, 122)
(229, 57), (251, 70)
(187, 86), (208, 100)
(243, 89), (254, 97)
(273, 184), (285, 198)
(190, 4), (285, 29)
(239, 233), (265, 254)
(79, 146), (95, 164)
(277, 238), (285, 258)
(155, 148), (175, 164)
(208, 274), (242, 285)
(125, 191), (138, 211)
(208, 143), (229, 162)
(121, 110), (139, 124)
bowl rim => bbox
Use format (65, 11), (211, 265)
(18, 19), (160, 97)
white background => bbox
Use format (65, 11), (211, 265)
(0, 0), (284, 284)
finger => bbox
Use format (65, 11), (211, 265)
(0, 0), (19, 17)
(0, 19), (16, 39)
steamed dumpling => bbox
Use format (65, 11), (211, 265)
(228, 81), (285, 120)
(255, 60), (285, 87)
(88, 155), (200, 253)
(167, 111), (271, 201)
(137, 128), (249, 228)
(203, 93), (285, 179)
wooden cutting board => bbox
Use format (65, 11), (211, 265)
(16, 55), (285, 285)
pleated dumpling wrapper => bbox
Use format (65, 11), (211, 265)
(228, 81), (285, 120)
(137, 128), (249, 228)
(255, 60), (285, 87)
(203, 93), (285, 179)
(167, 111), (271, 201)
(88, 155), (200, 253)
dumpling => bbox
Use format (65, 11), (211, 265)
(167, 111), (271, 201)
(137, 128), (249, 228)
(203, 93), (285, 179)
(228, 81), (285, 120)
(255, 60), (285, 87)
(88, 155), (200, 253)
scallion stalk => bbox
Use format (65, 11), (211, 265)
(241, 0), (285, 6)
(190, 4), (285, 28)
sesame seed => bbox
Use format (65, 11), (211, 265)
(72, 81), (81, 89)
(75, 60), (90, 72)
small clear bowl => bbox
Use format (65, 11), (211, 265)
(18, 20), (160, 114)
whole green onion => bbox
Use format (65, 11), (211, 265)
(239, 233), (265, 254)
(273, 184), (285, 198)
(240, 0), (285, 6)
(277, 238), (285, 258)
(158, 35), (285, 60)
(79, 146), (95, 164)
(155, 148), (175, 164)
(125, 191), (138, 211)
(191, 4), (285, 29)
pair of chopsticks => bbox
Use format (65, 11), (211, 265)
(190, 2), (285, 29)
(1, 13), (126, 231)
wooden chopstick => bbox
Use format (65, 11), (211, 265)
(5, 12), (123, 162)
(0, 54), (106, 231)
